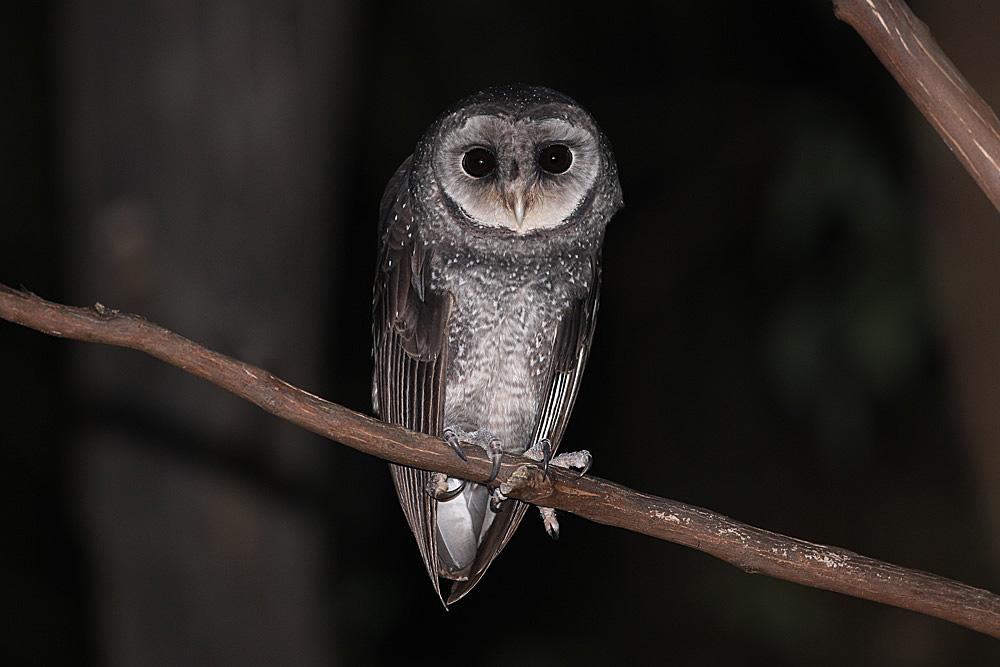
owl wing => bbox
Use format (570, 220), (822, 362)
(372, 157), (452, 604)
(446, 255), (603, 604)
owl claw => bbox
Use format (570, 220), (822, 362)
(425, 472), (466, 502)
(442, 427), (468, 461)
(485, 437), (503, 483)
(524, 438), (552, 476)
(437, 480), (466, 502)
(539, 507), (560, 539)
(489, 487), (507, 513)
(442, 426), (504, 483)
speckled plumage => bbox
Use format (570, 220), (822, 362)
(372, 85), (622, 605)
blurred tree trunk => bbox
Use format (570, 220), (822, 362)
(914, 0), (1000, 567)
(55, 2), (354, 664)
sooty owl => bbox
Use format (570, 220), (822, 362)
(372, 84), (622, 605)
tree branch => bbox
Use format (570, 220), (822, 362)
(834, 0), (1000, 213)
(2, 283), (998, 637)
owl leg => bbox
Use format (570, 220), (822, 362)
(442, 426), (504, 483)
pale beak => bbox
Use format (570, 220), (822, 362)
(512, 191), (527, 228)
(502, 186), (530, 230)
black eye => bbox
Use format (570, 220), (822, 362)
(461, 147), (497, 178)
(539, 144), (573, 174)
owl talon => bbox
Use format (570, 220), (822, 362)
(443, 426), (503, 479)
(485, 438), (503, 483)
(425, 472), (466, 502)
(442, 427), (468, 461)
(525, 438), (552, 476)
(539, 507), (560, 539)
(489, 487), (507, 513)
(437, 479), (466, 502)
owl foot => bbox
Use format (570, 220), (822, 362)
(485, 467), (560, 537)
(539, 507), (560, 539)
(550, 450), (592, 477)
(490, 461), (548, 514)
(442, 426), (504, 483)
(529, 449), (593, 539)
(489, 487), (507, 513)
(524, 440), (592, 478)
(424, 472), (465, 502)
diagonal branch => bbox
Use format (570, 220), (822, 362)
(2, 283), (998, 637)
(834, 0), (1000, 212)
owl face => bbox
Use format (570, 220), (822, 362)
(433, 107), (602, 235)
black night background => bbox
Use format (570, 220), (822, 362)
(1, 1), (998, 664)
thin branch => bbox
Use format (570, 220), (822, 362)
(2, 284), (998, 637)
(834, 0), (1000, 212)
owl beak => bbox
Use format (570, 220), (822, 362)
(512, 193), (527, 227)
(501, 187), (530, 230)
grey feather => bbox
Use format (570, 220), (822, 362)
(373, 159), (451, 603)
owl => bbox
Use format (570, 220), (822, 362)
(372, 85), (622, 605)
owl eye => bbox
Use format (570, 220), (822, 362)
(538, 144), (573, 174)
(461, 147), (497, 178)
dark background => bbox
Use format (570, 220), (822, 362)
(2, 1), (998, 665)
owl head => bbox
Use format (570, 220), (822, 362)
(423, 85), (620, 236)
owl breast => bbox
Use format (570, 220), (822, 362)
(437, 251), (583, 453)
